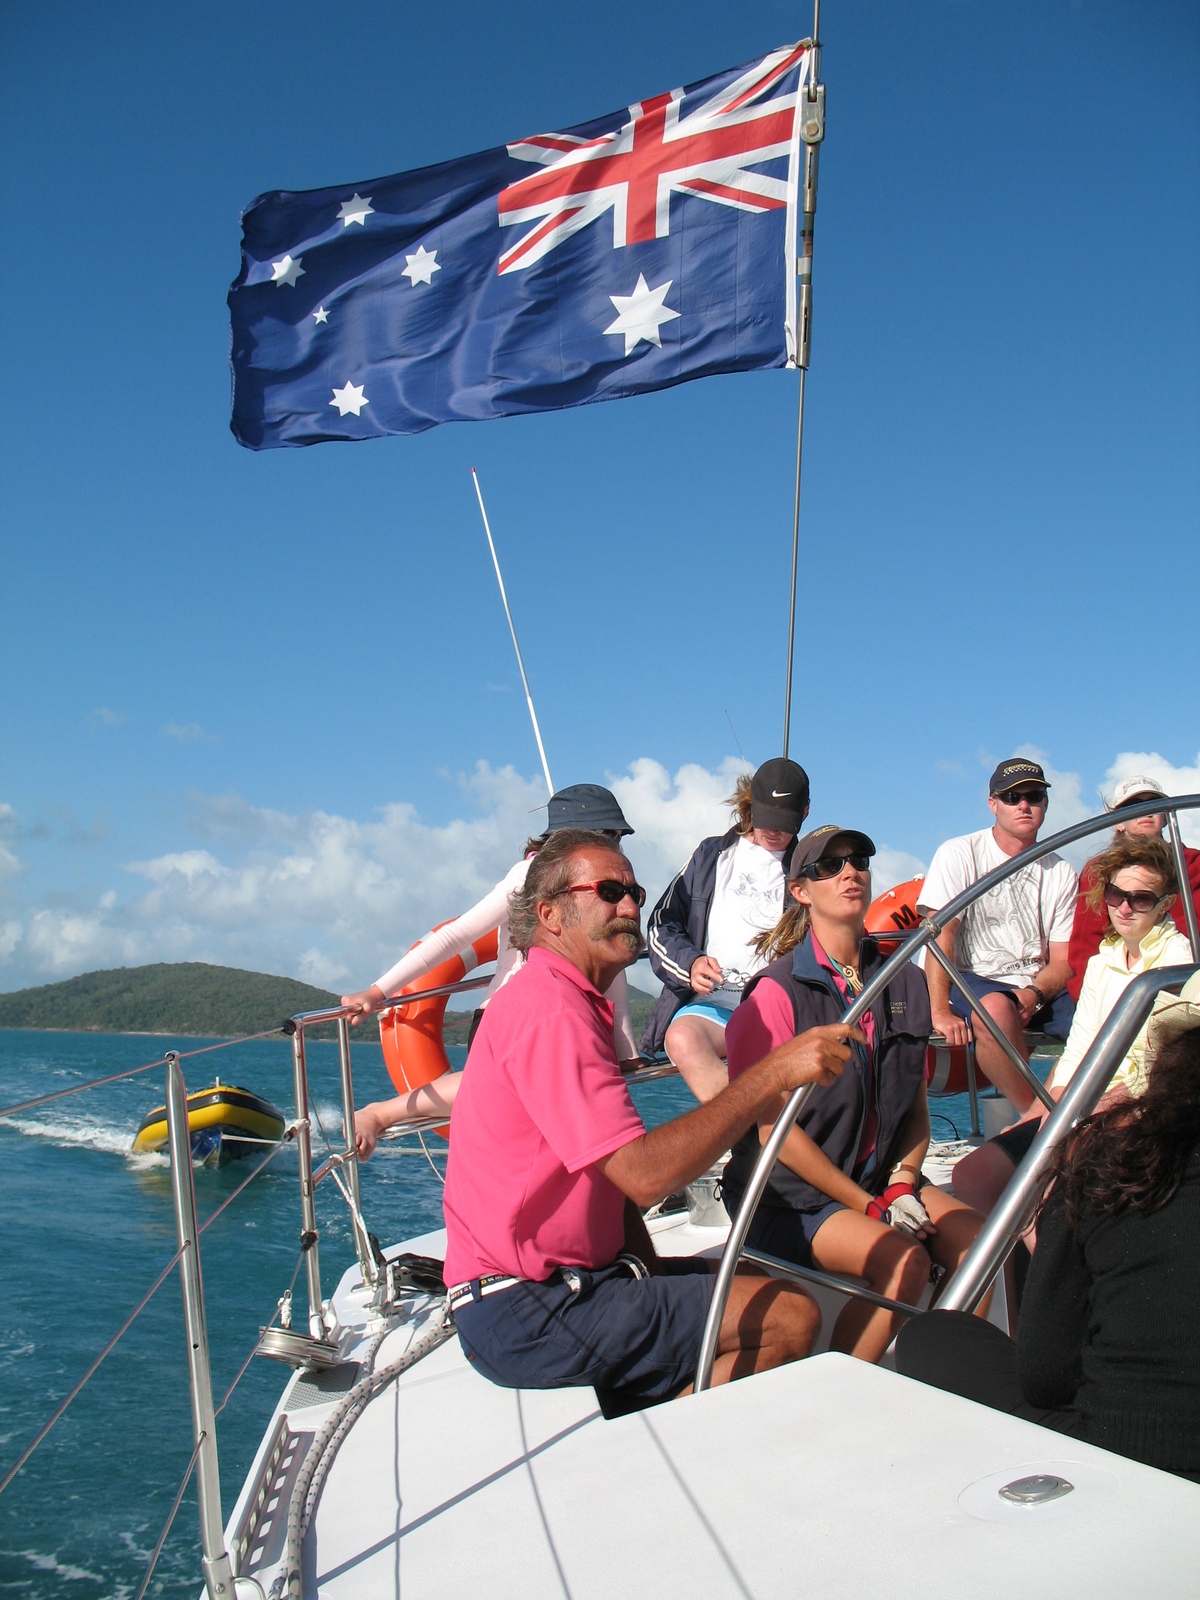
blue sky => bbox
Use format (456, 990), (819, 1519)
(1, 0), (1197, 993)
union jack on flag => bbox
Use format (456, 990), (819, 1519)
(230, 44), (813, 449)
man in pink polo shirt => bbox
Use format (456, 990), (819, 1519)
(443, 827), (863, 1410)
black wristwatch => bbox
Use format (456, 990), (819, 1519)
(1027, 982), (1046, 1007)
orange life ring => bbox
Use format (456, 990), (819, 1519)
(864, 875), (925, 955)
(378, 923), (499, 1137)
(925, 1039), (971, 1096)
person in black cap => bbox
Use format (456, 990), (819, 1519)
(642, 759), (810, 1101)
(346, 784), (639, 1155)
(916, 758), (1077, 1130)
(721, 826), (987, 1363)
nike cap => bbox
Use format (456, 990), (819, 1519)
(789, 824), (876, 877)
(749, 758), (810, 833)
(988, 757), (1050, 797)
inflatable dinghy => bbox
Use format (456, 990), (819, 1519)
(132, 1079), (286, 1168)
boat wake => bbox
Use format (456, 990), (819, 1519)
(0, 1111), (168, 1165)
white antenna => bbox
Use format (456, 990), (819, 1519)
(471, 468), (555, 799)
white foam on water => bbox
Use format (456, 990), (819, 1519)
(0, 1112), (167, 1165)
(16, 1549), (107, 1584)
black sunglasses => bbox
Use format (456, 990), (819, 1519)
(558, 878), (647, 908)
(1103, 884), (1167, 914)
(799, 853), (872, 881)
(997, 787), (1049, 807)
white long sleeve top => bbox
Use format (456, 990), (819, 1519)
(1047, 919), (1194, 1099)
(372, 855), (639, 1060)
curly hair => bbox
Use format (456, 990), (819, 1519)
(1083, 835), (1178, 921)
(727, 773), (754, 837)
(1045, 1026), (1200, 1225)
(506, 828), (622, 954)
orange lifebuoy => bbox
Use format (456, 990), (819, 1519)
(378, 922), (499, 1137)
(864, 875), (925, 955)
(925, 1038), (971, 1095)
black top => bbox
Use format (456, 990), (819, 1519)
(723, 934), (932, 1215)
(1020, 1151), (1200, 1475)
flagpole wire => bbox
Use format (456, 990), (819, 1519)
(470, 468), (555, 799)
(782, 0), (822, 761)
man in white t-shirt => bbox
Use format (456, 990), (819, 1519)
(917, 758), (1077, 1114)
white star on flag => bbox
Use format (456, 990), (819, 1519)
(603, 275), (680, 356)
(338, 194), (374, 227)
(401, 246), (440, 286)
(313, 305), (329, 325)
(329, 382), (368, 417)
(271, 254), (305, 287)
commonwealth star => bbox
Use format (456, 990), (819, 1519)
(603, 275), (680, 356)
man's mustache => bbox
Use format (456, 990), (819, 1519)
(593, 917), (645, 955)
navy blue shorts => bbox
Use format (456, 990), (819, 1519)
(948, 972), (1074, 1040)
(723, 1176), (933, 1270)
(453, 1257), (715, 1404)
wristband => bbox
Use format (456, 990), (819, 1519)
(866, 1181), (915, 1221)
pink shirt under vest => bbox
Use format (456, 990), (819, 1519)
(726, 935), (878, 1168)
(442, 946), (646, 1286)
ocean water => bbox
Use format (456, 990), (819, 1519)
(0, 1028), (695, 1598)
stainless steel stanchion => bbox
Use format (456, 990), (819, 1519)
(166, 1054), (235, 1600)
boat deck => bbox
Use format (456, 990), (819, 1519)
(225, 1210), (1200, 1600)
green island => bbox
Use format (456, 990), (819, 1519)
(0, 961), (658, 1047)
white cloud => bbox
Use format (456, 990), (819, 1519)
(872, 847), (926, 895)
(90, 707), (126, 727)
(163, 722), (216, 743)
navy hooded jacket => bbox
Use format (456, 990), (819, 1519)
(641, 828), (797, 1055)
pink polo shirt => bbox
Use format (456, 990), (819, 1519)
(442, 946), (646, 1286)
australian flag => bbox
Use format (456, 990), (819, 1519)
(228, 43), (811, 449)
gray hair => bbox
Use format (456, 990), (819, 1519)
(507, 828), (623, 954)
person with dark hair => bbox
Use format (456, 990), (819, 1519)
(442, 827), (862, 1407)
(917, 758), (1078, 1114)
(720, 826), (986, 1363)
(1066, 775), (1200, 1001)
(952, 836), (1191, 1217)
(349, 785), (639, 1159)
(643, 758), (810, 1101)
(896, 978), (1200, 1484)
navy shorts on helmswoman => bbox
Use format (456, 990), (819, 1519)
(453, 1257), (714, 1407)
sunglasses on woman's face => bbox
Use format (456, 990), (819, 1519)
(1103, 884), (1167, 914)
(799, 853), (872, 881)
(558, 878), (647, 908)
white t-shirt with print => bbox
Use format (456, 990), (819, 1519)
(704, 836), (788, 1003)
(917, 827), (1078, 987)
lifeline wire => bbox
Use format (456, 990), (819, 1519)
(0, 1244), (187, 1496)
(0, 1025), (286, 1120)
(0, 1115), (290, 1494)
(215, 1251), (306, 1420)
(132, 1433), (205, 1600)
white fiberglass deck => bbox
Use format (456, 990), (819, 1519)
(228, 1215), (1200, 1600)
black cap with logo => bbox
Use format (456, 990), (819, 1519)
(988, 758), (1050, 797)
(788, 824), (876, 878)
(750, 758), (811, 833)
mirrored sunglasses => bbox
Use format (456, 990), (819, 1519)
(997, 787), (1049, 806)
